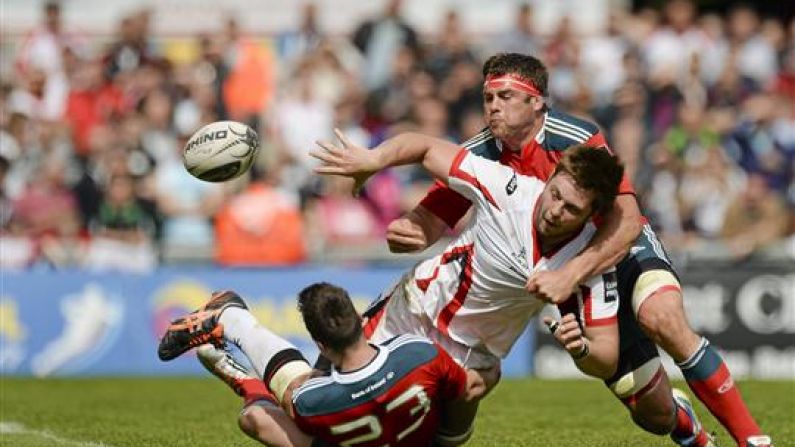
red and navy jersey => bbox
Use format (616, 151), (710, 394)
(290, 335), (468, 447)
(421, 109), (636, 228)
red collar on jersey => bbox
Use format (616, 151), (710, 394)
(483, 74), (543, 97)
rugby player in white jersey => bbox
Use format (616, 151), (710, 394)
(310, 129), (625, 440)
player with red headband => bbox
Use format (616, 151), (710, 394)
(386, 53), (771, 447)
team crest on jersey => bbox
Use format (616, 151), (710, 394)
(506, 172), (518, 195)
(512, 247), (528, 270)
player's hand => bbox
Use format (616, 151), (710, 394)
(526, 269), (578, 304)
(386, 216), (428, 253)
(311, 128), (380, 196)
(543, 313), (587, 357)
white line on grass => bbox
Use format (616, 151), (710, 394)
(0, 421), (114, 447)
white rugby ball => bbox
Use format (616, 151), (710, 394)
(183, 121), (260, 182)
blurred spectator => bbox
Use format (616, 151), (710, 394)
(644, 141), (685, 241)
(440, 61), (483, 138)
(305, 176), (381, 253)
(545, 16), (581, 106)
(642, 0), (709, 82)
(489, 3), (540, 57)
(64, 59), (126, 156)
(155, 140), (223, 260)
(0, 154), (35, 269)
(580, 13), (630, 105)
(303, 43), (355, 106)
(595, 57), (650, 178)
(662, 103), (718, 163)
(11, 154), (81, 266)
(104, 10), (158, 78)
(271, 63), (334, 194)
(139, 88), (179, 165)
(726, 93), (794, 196)
(71, 127), (124, 226)
(171, 34), (228, 134)
(698, 13), (730, 85)
(707, 55), (757, 108)
(678, 147), (745, 242)
(199, 34), (230, 120)
(352, 0), (419, 91)
(720, 174), (789, 260)
(724, 4), (778, 86)
(771, 46), (795, 102)
(276, 3), (323, 69)
(221, 17), (275, 128)
(365, 45), (419, 129)
(424, 10), (477, 82)
(1, 111), (32, 199)
(84, 173), (157, 272)
(215, 168), (306, 266)
(13, 1), (72, 122)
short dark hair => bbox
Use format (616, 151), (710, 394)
(297, 282), (362, 353)
(482, 53), (548, 97)
(552, 146), (625, 215)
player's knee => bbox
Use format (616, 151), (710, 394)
(238, 407), (258, 437)
(629, 394), (676, 435)
(630, 380), (676, 435)
(238, 406), (271, 439)
(637, 293), (688, 345)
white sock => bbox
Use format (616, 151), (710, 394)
(219, 307), (297, 379)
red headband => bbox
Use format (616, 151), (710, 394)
(483, 74), (543, 97)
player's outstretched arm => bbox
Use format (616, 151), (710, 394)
(311, 129), (461, 192)
(544, 314), (618, 380)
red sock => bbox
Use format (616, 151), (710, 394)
(672, 403), (709, 447)
(679, 339), (761, 444)
(236, 378), (278, 407)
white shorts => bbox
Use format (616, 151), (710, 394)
(363, 273), (500, 370)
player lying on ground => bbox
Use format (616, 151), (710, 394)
(310, 130), (625, 438)
(162, 284), (494, 447)
(384, 52), (771, 447)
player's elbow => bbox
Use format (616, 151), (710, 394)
(624, 216), (643, 246)
(614, 196), (643, 243)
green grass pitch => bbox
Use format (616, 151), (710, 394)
(1, 378), (792, 446)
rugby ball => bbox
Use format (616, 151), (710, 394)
(183, 121), (260, 182)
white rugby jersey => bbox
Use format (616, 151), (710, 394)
(408, 149), (618, 359)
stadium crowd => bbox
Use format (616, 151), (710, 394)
(1, 0), (793, 271)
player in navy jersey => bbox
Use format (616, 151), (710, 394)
(160, 284), (484, 447)
(385, 52), (770, 447)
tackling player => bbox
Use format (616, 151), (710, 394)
(386, 52), (771, 447)
(161, 285), (488, 447)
